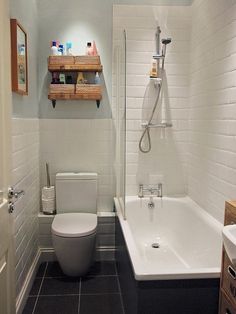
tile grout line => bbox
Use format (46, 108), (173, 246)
(32, 262), (48, 314)
(77, 278), (82, 314)
(80, 292), (121, 296)
(43, 274), (118, 279)
(114, 262), (126, 314)
(37, 293), (82, 297)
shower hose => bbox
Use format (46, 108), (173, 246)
(138, 78), (163, 153)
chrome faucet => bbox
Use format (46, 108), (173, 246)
(138, 183), (162, 198)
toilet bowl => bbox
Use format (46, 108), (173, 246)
(52, 213), (97, 276)
(52, 172), (98, 276)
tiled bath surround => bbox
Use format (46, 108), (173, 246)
(12, 118), (40, 299)
(115, 216), (220, 314)
(113, 5), (191, 197)
(189, 0), (236, 222)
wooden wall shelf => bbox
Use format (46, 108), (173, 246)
(48, 56), (103, 108)
(48, 84), (102, 108)
(48, 56), (103, 72)
(48, 94), (102, 101)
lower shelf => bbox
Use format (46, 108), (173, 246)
(48, 84), (102, 108)
(48, 94), (102, 108)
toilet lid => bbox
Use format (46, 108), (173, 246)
(52, 213), (97, 237)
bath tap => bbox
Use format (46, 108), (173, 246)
(148, 196), (155, 209)
(138, 183), (162, 198)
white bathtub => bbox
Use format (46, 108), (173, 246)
(115, 196), (223, 281)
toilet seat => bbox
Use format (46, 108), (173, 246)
(52, 213), (97, 238)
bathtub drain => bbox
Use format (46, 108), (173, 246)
(151, 243), (160, 248)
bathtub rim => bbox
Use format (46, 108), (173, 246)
(114, 196), (223, 281)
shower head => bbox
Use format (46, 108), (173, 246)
(153, 37), (172, 59)
(162, 38), (172, 45)
(160, 38), (172, 67)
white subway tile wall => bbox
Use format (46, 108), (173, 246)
(12, 118), (40, 298)
(189, 0), (236, 222)
(113, 5), (191, 196)
(40, 119), (115, 212)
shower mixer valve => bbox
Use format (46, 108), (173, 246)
(138, 183), (162, 198)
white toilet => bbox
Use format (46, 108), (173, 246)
(51, 172), (98, 276)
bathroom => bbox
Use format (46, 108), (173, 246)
(1, 0), (236, 313)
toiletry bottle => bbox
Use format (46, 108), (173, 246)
(51, 41), (58, 56)
(58, 44), (64, 56)
(51, 72), (60, 84)
(92, 40), (98, 56)
(66, 42), (73, 55)
(51, 72), (57, 84)
(86, 42), (93, 56)
(77, 72), (85, 84)
(94, 72), (100, 85)
(150, 59), (158, 78)
(59, 73), (66, 84)
(66, 75), (73, 84)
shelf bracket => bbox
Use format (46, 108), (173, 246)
(52, 99), (56, 108)
(96, 100), (100, 108)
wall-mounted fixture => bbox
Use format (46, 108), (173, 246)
(48, 56), (103, 108)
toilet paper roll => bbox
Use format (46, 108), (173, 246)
(42, 186), (55, 200)
(42, 198), (55, 214)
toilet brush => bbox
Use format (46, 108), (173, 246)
(46, 162), (51, 188)
(42, 162), (56, 214)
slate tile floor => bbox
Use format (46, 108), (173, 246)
(23, 261), (125, 314)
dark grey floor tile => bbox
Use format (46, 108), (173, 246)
(81, 276), (119, 294)
(86, 261), (116, 277)
(40, 277), (80, 296)
(34, 296), (79, 314)
(45, 261), (66, 278)
(36, 262), (47, 278)
(79, 294), (124, 314)
(29, 278), (43, 296)
(22, 297), (36, 314)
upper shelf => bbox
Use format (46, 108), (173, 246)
(48, 55), (103, 72)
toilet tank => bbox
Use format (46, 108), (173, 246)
(56, 172), (97, 214)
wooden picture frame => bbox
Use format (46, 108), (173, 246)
(10, 19), (28, 95)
